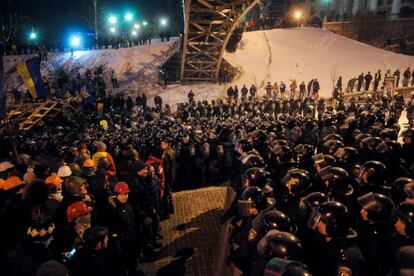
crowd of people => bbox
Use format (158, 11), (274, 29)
(1, 74), (414, 275)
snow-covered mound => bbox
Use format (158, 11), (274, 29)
(224, 27), (414, 96)
(4, 39), (179, 95)
(4, 28), (414, 108)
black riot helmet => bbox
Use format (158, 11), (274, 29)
(333, 146), (358, 163)
(281, 169), (312, 198)
(322, 133), (343, 143)
(244, 167), (271, 190)
(235, 138), (253, 153)
(307, 201), (351, 238)
(319, 166), (353, 196)
(293, 144), (314, 162)
(359, 160), (387, 186)
(395, 201), (414, 237)
(379, 128), (398, 141)
(257, 230), (303, 261)
(321, 139), (344, 155)
(301, 192), (329, 211)
(394, 177), (414, 202)
(264, 258), (312, 276)
(241, 154), (266, 172)
(361, 136), (383, 150)
(239, 186), (268, 214)
(262, 210), (297, 233)
(358, 192), (395, 224)
(272, 145), (293, 163)
(375, 140), (401, 158)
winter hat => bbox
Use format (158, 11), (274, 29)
(36, 260), (68, 276)
(132, 161), (146, 172)
(64, 176), (86, 195)
(0, 161), (14, 172)
(96, 141), (107, 151)
(83, 226), (109, 249)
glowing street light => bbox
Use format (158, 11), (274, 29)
(131, 30), (137, 36)
(160, 18), (167, 26)
(294, 10), (302, 20)
(110, 27), (116, 34)
(124, 12), (133, 21)
(134, 23), (140, 29)
(29, 32), (37, 40)
(108, 15), (117, 24)
(142, 21), (148, 26)
(70, 35), (81, 47)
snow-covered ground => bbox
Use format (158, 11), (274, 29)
(4, 28), (414, 107)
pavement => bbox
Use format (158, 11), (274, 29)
(138, 186), (228, 276)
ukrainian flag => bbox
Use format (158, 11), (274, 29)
(16, 57), (46, 99)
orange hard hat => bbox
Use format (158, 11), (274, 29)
(1, 176), (23, 191)
(67, 201), (92, 221)
(83, 159), (96, 168)
(45, 174), (63, 188)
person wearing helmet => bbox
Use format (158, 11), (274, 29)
(358, 160), (390, 195)
(44, 174), (64, 218)
(400, 129), (414, 174)
(227, 187), (269, 274)
(54, 201), (93, 256)
(243, 167), (273, 194)
(307, 201), (366, 276)
(57, 163), (72, 179)
(70, 226), (114, 275)
(253, 230), (303, 276)
(82, 159), (97, 177)
(357, 193), (395, 275)
(92, 141), (117, 178)
(264, 258), (312, 276)
(108, 182), (138, 270)
(68, 163), (82, 177)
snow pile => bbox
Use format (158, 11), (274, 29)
(4, 28), (414, 107)
(4, 39), (179, 95)
(225, 27), (414, 96)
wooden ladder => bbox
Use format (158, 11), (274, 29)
(19, 100), (62, 131)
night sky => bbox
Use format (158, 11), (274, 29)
(2, 0), (183, 43)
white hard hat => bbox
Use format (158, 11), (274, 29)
(57, 165), (72, 178)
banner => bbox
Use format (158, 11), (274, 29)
(16, 57), (46, 99)
(383, 76), (396, 97)
(0, 56), (4, 118)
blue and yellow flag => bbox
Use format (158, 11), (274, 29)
(16, 57), (46, 99)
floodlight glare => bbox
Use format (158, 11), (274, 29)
(160, 18), (167, 26)
(125, 12), (133, 21)
(109, 16), (117, 24)
(70, 35), (81, 47)
(294, 11), (302, 19)
(131, 30), (137, 36)
(29, 32), (37, 40)
(142, 21), (148, 26)
(110, 27), (116, 33)
(134, 23), (140, 29)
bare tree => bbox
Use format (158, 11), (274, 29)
(330, 65), (338, 90)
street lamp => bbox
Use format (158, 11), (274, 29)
(125, 12), (133, 21)
(110, 27), (116, 34)
(70, 35), (81, 48)
(108, 15), (117, 24)
(134, 23), (140, 29)
(294, 10), (302, 27)
(160, 18), (167, 26)
(131, 30), (137, 36)
(142, 21), (148, 26)
(29, 32), (37, 40)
